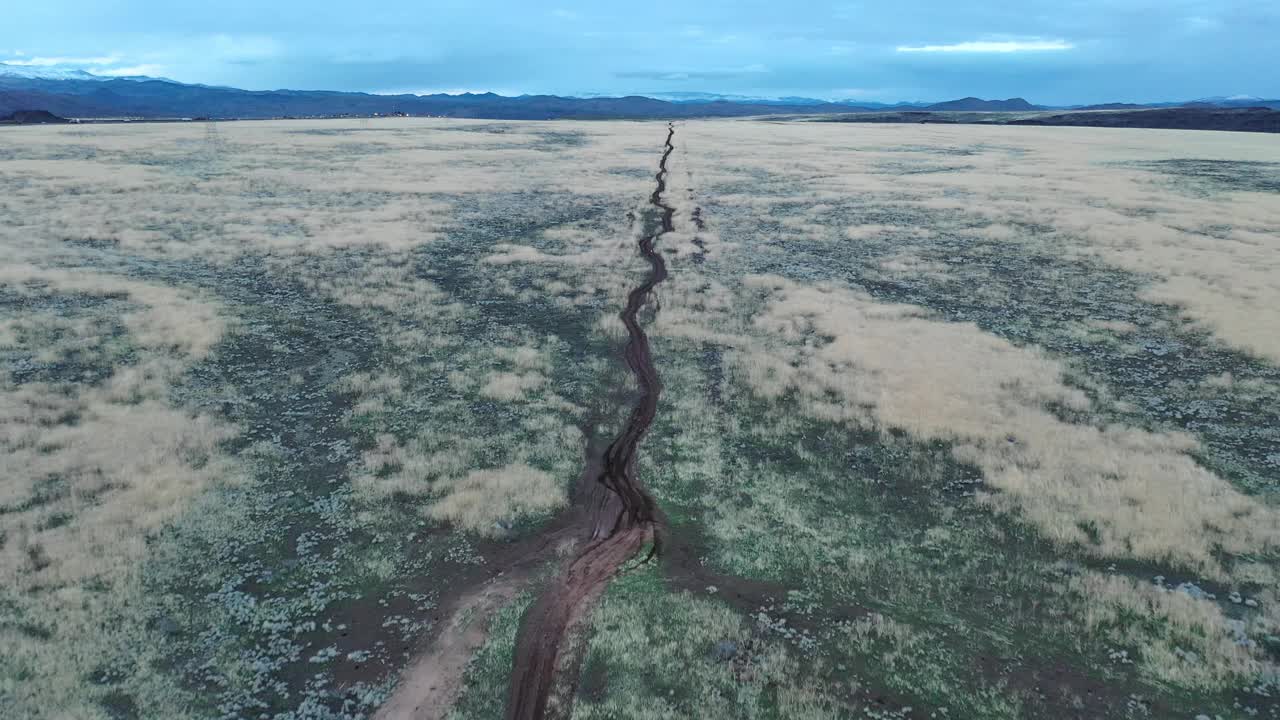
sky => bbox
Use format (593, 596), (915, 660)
(2, 0), (1277, 104)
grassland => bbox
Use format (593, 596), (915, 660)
(1, 118), (1278, 720)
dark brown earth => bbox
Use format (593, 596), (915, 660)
(368, 434), (641, 720)
(504, 123), (677, 720)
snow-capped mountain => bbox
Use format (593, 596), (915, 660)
(0, 63), (103, 81)
(0, 63), (167, 82)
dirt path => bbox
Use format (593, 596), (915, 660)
(370, 446), (599, 720)
(371, 573), (529, 720)
(504, 123), (677, 720)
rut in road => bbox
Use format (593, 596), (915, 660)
(504, 123), (677, 720)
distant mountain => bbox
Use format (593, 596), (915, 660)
(2, 66), (1276, 121)
(1191, 95), (1280, 108)
(0, 109), (70, 124)
(0, 63), (167, 83)
(822, 106), (1280, 134)
(1070, 97), (1280, 111)
(1072, 102), (1156, 110)
(0, 69), (884, 120)
(640, 91), (812, 105)
(1009, 106), (1280, 133)
(643, 91), (891, 107)
(925, 97), (1039, 111)
(0, 64), (101, 81)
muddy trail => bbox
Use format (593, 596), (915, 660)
(504, 123), (677, 720)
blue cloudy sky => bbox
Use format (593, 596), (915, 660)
(2, 0), (1276, 104)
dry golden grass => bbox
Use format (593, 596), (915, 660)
(339, 371), (406, 414)
(0, 265), (238, 718)
(0, 266), (236, 591)
(481, 371), (548, 402)
(350, 412), (583, 530)
(732, 275), (1278, 579)
(427, 463), (567, 535)
(676, 119), (1280, 363)
(1071, 571), (1276, 689)
(0, 264), (224, 357)
(5, 116), (1278, 714)
(659, 120), (1280, 580)
(1, 118), (664, 261)
(839, 612), (928, 680)
(648, 121), (1280, 701)
(1, 117), (669, 717)
(328, 278), (599, 538)
(480, 344), (553, 401)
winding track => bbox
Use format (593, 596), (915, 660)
(504, 123), (677, 720)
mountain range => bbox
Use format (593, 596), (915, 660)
(2, 64), (1278, 121)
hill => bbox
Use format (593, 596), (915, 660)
(819, 106), (1280, 133)
(924, 96), (1038, 111)
(0, 109), (70, 124)
(1009, 106), (1280, 133)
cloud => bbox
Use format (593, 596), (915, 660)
(0, 53), (164, 78)
(615, 64), (769, 82)
(896, 39), (1074, 53)
(209, 34), (281, 61)
(3, 54), (122, 66)
(97, 64), (165, 77)
(830, 87), (883, 98)
(1183, 16), (1222, 33)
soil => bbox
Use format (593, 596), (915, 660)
(370, 572), (532, 720)
(373, 123), (680, 720)
(369, 436), (612, 719)
(503, 123), (677, 720)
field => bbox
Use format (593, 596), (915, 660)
(1, 117), (1278, 720)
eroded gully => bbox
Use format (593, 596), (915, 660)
(503, 122), (677, 720)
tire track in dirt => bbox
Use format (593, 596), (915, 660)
(504, 123), (677, 720)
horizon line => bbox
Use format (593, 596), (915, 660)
(1, 63), (1273, 108)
